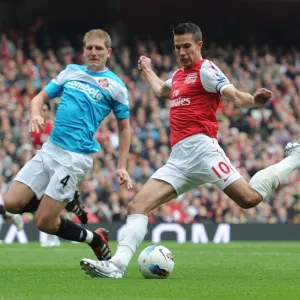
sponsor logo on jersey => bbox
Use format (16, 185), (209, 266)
(173, 89), (180, 97)
(214, 72), (227, 83)
(66, 80), (103, 101)
(98, 78), (109, 88)
(184, 72), (197, 84)
(170, 97), (191, 108)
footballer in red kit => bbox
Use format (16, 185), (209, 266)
(79, 22), (300, 279)
(31, 102), (53, 152)
(167, 59), (232, 146)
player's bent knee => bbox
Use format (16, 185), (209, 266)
(3, 195), (22, 214)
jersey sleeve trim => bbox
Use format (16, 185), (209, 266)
(165, 69), (180, 88)
(200, 60), (232, 95)
(43, 82), (63, 99)
(219, 84), (233, 95)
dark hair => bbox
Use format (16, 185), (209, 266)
(173, 22), (202, 42)
(43, 101), (51, 111)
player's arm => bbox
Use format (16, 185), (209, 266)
(113, 85), (132, 189)
(29, 91), (50, 133)
(117, 118), (131, 170)
(116, 118), (132, 189)
(138, 56), (171, 99)
(30, 91), (49, 116)
(201, 60), (273, 108)
(222, 86), (273, 108)
(30, 69), (66, 133)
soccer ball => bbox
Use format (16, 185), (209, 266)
(138, 245), (174, 279)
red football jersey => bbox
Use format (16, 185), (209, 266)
(166, 59), (232, 147)
(31, 120), (53, 151)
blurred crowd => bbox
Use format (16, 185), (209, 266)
(0, 20), (300, 225)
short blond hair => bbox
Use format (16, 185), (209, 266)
(83, 29), (111, 49)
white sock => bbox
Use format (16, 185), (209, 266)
(112, 214), (148, 269)
(83, 230), (94, 244)
(249, 156), (297, 199)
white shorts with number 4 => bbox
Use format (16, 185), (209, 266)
(151, 134), (242, 196)
(14, 140), (93, 202)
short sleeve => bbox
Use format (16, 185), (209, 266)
(44, 69), (67, 99)
(165, 78), (172, 89)
(112, 86), (129, 119)
(165, 70), (180, 89)
(200, 60), (233, 95)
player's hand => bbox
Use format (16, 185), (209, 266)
(138, 56), (152, 72)
(117, 168), (133, 189)
(253, 88), (273, 106)
(29, 115), (45, 133)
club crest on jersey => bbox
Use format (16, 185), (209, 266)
(98, 78), (109, 88)
(184, 72), (197, 84)
(173, 89), (180, 98)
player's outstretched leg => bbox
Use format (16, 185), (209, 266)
(53, 218), (111, 260)
(19, 191), (88, 224)
(36, 195), (111, 260)
(80, 214), (147, 278)
(80, 179), (177, 278)
(249, 142), (300, 199)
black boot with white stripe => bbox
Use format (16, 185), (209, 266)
(89, 228), (112, 261)
(65, 191), (88, 224)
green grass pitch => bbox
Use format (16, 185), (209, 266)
(0, 241), (300, 300)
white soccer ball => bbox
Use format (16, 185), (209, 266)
(138, 245), (175, 279)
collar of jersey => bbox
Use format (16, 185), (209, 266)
(182, 59), (205, 72)
(83, 66), (109, 76)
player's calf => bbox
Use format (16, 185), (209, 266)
(35, 213), (60, 234)
(224, 178), (262, 209)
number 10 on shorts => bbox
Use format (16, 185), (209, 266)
(212, 162), (232, 181)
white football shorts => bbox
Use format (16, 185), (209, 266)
(14, 140), (93, 202)
(151, 133), (242, 196)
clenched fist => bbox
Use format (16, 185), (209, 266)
(138, 56), (152, 72)
(253, 88), (273, 106)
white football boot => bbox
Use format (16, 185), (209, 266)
(80, 259), (124, 278)
(284, 142), (300, 166)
